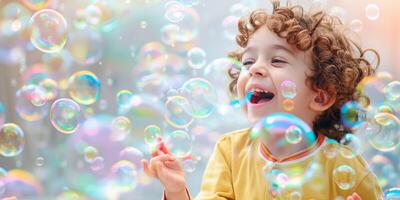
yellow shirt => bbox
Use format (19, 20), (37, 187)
(194, 129), (382, 200)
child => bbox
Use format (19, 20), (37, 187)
(141, 2), (382, 200)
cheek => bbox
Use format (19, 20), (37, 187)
(236, 72), (248, 99)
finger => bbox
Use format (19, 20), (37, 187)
(142, 159), (156, 178)
(164, 160), (181, 170)
(158, 142), (172, 155)
(352, 193), (361, 200)
(346, 196), (354, 200)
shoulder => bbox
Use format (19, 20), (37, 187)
(216, 128), (251, 148)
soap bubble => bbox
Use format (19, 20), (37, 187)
(339, 134), (362, 159)
(383, 81), (400, 101)
(111, 116), (132, 141)
(283, 99), (294, 111)
(180, 78), (217, 118)
(119, 147), (144, 169)
(350, 19), (363, 32)
(166, 130), (192, 158)
(383, 188), (400, 200)
(39, 78), (59, 101)
(84, 145), (98, 163)
(50, 98), (81, 134)
(110, 160), (138, 192)
(285, 125), (303, 144)
(164, 1), (185, 23)
(187, 47), (206, 69)
(143, 125), (162, 146)
(15, 84), (49, 121)
(280, 80), (297, 99)
(365, 4), (380, 20)
(222, 15), (239, 40)
(332, 165), (356, 190)
(366, 113), (399, 152)
(340, 101), (367, 129)
(164, 96), (193, 129)
(90, 156), (104, 171)
(0, 123), (25, 157)
(250, 113), (316, 160)
(21, 0), (53, 10)
(68, 70), (100, 105)
(29, 9), (68, 53)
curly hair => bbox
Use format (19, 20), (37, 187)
(227, 4), (380, 141)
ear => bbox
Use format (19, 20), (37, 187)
(309, 89), (336, 112)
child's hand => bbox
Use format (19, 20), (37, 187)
(141, 138), (187, 196)
(346, 192), (362, 200)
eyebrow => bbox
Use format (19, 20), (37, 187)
(242, 44), (296, 57)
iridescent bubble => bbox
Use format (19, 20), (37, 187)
(183, 159), (196, 173)
(90, 156), (104, 171)
(39, 78), (59, 101)
(290, 191), (302, 200)
(116, 90), (134, 113)
(164, 96), (193, 128)
(367, 113), (399, 152)
(339, 133), (362, 159)
(68, 70), (100, 105)
(68, 28), (103, 65)
(357, 72), (393, 107)
(143, 125), (162, 146)
(84, 145), (98, 163)
(280, 80), (297, 99)
(340, 101), (366, 129)
(29, 9), (68, 53)
(187, 47), (206, 69)
(83, 0), (119, 32)
(166, 130), (192, 158)
(164, 1), (185, 23)
(119, 147), (144, 169)
(383, 188), (400, 200)
(111, 116), (132, 141)
(222, 15), (239, 40)
(365, 4), (380, 21)
(21, 0), (52, 10)
(171, 7), (199, 42)
(50, 98), (81, 134)
(15, 84), (49, 121)
(283, 99), (294, 111)
(250, 113), (316, 160)
(181, 78), (217, 118)
(110, 160), (138, 192)
(1, 3), (31, 37)
(322, 141), (339, 159)
(384, 81), (400, 101)
(285, 125), (303, 144)
(138, 41), (166, 62)
(332, 164), (356, 190)
(0, 123), (25, 157)
(350, 19), (363, 32)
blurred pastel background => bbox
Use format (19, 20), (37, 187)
(0, 0), (399, 199)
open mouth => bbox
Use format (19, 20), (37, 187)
(248, 89), (275, 104)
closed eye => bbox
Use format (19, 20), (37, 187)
(272, 59), (287, 64)
(243, 60), (254, 66)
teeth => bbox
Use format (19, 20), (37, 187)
(251, 88), (269, 93)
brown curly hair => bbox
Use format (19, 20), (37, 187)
(227, 3), (380, 141)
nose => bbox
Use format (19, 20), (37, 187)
(249, 61), (268, 78)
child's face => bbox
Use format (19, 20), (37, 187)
(237, 26), (321, 127)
